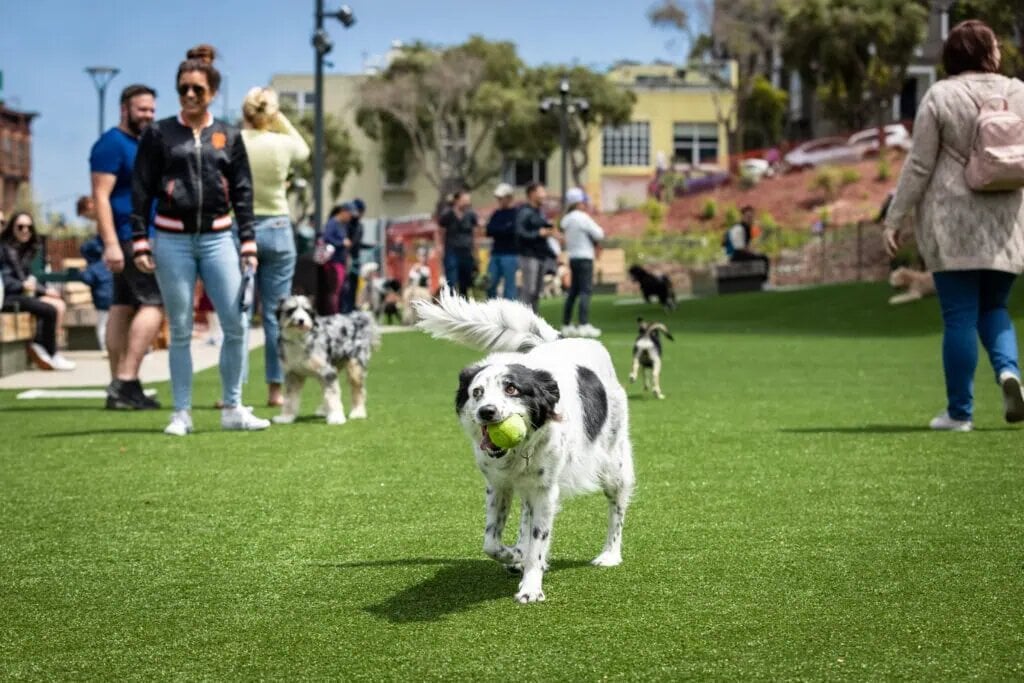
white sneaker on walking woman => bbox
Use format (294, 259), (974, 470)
(50, 353), (76, 371)
(164, 410), (193, 436)
(928, 411), (973, 432)
(221, 405), (271, 431)
(1000, 371), (1024, 423)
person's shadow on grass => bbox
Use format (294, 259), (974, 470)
(316, 557), (589, 622)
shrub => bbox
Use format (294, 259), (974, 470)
(723, 204), (740, 228)
(812, 168), (839, 201)
(839, 168), (861, 187)
(877, 156), (892, 181)
(700, 199), (717, 220)
(642, 198), (667, 236)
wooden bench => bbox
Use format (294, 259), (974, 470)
(0, 312), (33, 377)
(715, 260), (768, 295)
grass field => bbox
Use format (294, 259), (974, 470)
(2, 283), (1023, 680)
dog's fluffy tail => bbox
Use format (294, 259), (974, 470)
(413, 289), (559, 353)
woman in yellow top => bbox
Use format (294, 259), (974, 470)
(240, 87), (310, 406)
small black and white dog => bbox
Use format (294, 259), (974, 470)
(273, 295), (379, 425)
(415, 290), (635, 604)
(629, 265), (677, 311)
(629, 318), (674, 399)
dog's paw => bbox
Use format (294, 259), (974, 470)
(314, 404), (328, 417)
(325, 412), (347, 426)
(272, 414), (296, 425)
(628, 373), (637, 383)
(348, 406), (367, 420)
(592, 551), (622, 567)
(486, 545), (522, 565)
(515, 588), (546, 604)
(655, 392), (665, 400)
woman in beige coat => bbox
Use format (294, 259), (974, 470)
(884, 20), (1024, 432)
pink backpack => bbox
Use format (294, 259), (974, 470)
(959, 81), (1024, 192)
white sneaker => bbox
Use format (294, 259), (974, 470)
(50, 353), (77, 371)
(221, 405), (271, 431)
(999, 371), (1024, 423)
(164, 410), (193, 436)
(577, 324), (602, 338)
(928, 411), (973, 432)
(560, 325), (578, 337)
(28, 343), (54, 370)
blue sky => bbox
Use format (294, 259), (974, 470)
(0, 1), (695, 222)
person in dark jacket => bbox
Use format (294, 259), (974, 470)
(320, 202), (353, 314)
(342, 197), (372, 313)
(438, 190), (479, 296)
(0, 212), (75, 370)
(485, 183), (518, 300)
(130, 44), (269, 436)
(516, 181), (554, 312)
(79, 235), (113, 352)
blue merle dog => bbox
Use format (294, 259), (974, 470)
(273, 295), (379, 425)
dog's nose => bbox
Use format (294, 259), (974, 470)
(477, 405), (498, 422)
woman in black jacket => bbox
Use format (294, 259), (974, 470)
(0, 212), (74, 370)
(131, 45), (269, 436)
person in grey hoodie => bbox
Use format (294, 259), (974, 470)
(559, 187), (605, 338)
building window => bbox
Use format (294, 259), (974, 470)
(602, 122), (650, 167)
(278, 91), (315, 115)
(503, 159), (547, 187)
(672, 122), (719, 165)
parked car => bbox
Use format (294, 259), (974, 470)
(739, 158), (772, 182)
(847, 123), (912, 156)
(649, 164), (731, 199)
(783, 137), (863, 170)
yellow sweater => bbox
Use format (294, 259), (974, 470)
(241, 115), (310, 218)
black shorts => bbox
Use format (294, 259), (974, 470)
(112, 240), (162, 307)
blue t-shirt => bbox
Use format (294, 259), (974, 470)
(89, 128), (141, 241)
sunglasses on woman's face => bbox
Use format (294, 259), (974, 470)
(177, 83), (207, 98)
(14, 223), (33, 231)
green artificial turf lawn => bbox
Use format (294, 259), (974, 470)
(2, 282), (1023, 680)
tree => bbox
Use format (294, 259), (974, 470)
(782, 0), (928, 131)
(356, 37), (527, 200)
(743, 75), (789, 149)
(500, 65), (636, 190)
(279, 100), (362, 221)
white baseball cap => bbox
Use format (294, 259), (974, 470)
(493, 182), (515, 198)
(565, 187), (587, 206)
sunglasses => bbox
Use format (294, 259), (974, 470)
(177, 83), (207, 98)
(14, 223), (33, 231)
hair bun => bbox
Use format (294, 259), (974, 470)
(186, 44), (217, 65)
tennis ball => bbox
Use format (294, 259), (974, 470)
(487, 414), (528, 449)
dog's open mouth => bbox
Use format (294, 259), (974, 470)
(479, 425), (507, 458)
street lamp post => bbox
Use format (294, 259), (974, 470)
(312, 1), (355, 232)
(540, 78), (589, 208)
(85, 66), (120, 137)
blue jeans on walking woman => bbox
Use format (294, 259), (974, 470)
(153, 230), (248, 411)
(254, 216), (296, 385)
(487, 253), (519, 300)
(932, 269), (1020, 421)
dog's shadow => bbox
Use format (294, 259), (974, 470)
(314, 557), (589, 622)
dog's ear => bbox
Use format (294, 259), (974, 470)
(455, 365), (485, 414)
(274, 297), (288, 318)
(506, 364), (560, 428)
(636, 317), (647, 333)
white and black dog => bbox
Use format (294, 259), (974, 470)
(629, 318), (674, 399)
(414, 290), (635, 604)
(274, 295), (379, 425)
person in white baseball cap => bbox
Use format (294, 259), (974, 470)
(486, 183), (520, 299)
(559, 187), (604, 337)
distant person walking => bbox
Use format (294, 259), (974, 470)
(90, 83), (164, 409)
(438, 190), (479, 296)
(131, 44), (270, 435)
(0, 212), (75, 371)
(486, 182), (519, 300)
(240, 86), (310, 407)
(883, 19), (1024, 432)
(319, 202), (354, 314)
(560, 187), (604, 338)
(342, 198), (371, 313)
(516, 181), (554, 312)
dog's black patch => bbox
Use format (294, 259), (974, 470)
(455, 365), (485, 413)
(576, 365), (608, 442)
(505, 364), (560, 428)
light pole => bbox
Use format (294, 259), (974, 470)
(540, 78), (589, 208)
(312, 1), (355, 232)
(85, 66), (120, 137)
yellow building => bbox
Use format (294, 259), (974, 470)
(270, 59), (735, 219)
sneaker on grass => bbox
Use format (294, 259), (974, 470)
(221, 405), (271, 431)
(1000, 371), (1024, 424)
(928, 411), (973, 432)
(164, 410), (193, 437)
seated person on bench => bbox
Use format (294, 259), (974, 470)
(722, 204), (770, 281)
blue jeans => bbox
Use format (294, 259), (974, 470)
(444, 250), (476, 296)
(487, 253), (519, 300)
(563, 258), (594, 325)
(254, 217), (296, 384)
(153, 230), (247, 411)
(932, 270), (1020, 421)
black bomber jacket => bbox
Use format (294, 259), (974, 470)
(130, 113), (256, 255)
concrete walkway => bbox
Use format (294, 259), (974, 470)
(0, 329), (265, 390)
